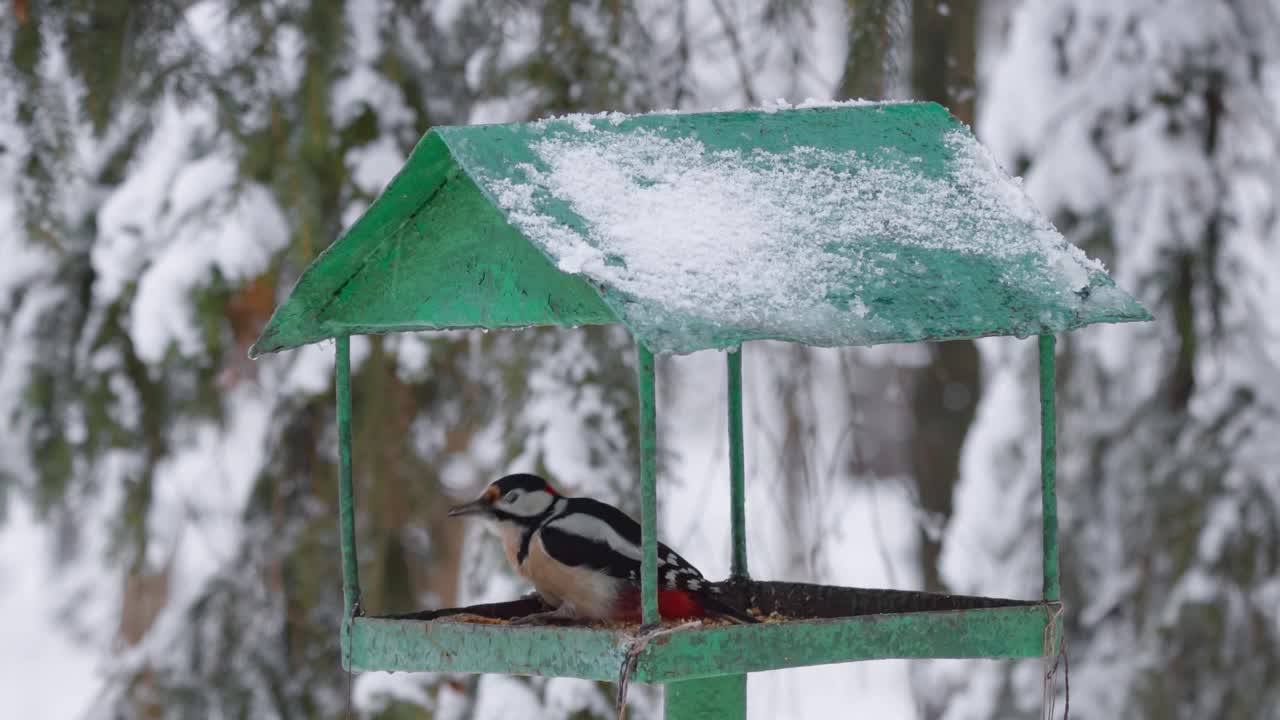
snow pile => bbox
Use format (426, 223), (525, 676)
(479, 113), (1126, 353)
(523, 98), (892, 129)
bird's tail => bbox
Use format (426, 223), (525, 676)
(700, 588), (759, 624)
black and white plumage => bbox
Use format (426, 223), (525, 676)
(448, 473), (756, 623)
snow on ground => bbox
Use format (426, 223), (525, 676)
(0, 384), (282, 719)
(0, 51), (100, 718)
(0, 500), (101, 718)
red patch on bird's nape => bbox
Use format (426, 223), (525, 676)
(543, 482), (559, 496)
(614, 588), (707, 622)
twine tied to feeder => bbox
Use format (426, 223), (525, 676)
(616, 621), (702, 720)
(1041, 602), (1069, 720)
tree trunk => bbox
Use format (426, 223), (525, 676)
(907, 0), (980, 595)
(840, 0), (902, 99)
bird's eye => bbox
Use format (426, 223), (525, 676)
(503, 490), (519, 504)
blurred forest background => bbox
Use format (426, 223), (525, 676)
(1, 0), (1278, 718)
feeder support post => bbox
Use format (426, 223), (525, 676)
(636, 343), (660, 625)
(1039, 334), (1060, 603)
(336, 336), (363, 662)
(727, 349), (749, 579)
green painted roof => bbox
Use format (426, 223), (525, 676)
(250, 102), (1150, 357)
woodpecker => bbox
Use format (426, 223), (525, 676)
(448, 473), (757, 624)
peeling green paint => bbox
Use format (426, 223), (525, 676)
(633, 604), (1059, 683)
(348, 617), (629, 679)
(345, 603), (1062, 682)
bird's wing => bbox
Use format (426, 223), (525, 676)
(538, 522), (640, 583)
(541, 498), (707, 590)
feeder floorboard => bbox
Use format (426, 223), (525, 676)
(344, 582), (1062, 681)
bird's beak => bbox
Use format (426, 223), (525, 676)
(447, 498), (490, 517)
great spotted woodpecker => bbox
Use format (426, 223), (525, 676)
(449, 473), (757, 624)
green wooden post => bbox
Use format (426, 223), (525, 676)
(666, 675), (747, 720)
(1038, 334), (1060, 602)
(336, 336), (363, 665)
(637, 343), (660, 626)
(727, 350), (748, 579)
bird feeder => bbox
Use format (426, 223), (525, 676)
(250, 102), (1150, 718)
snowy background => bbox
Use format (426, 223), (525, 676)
(2, 1), (1278, 718)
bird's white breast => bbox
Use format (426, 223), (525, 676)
(523, 532), (622, 620)
(496, 522), (528, 579)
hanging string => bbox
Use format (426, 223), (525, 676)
(1042, 603), (1070, 720)
(615, 621), (700, 720)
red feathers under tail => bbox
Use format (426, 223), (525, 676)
(615, 587), (758, 624)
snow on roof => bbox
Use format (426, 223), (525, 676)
(252, 103), (1150, 357)
(439, 103), (1149, 353)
